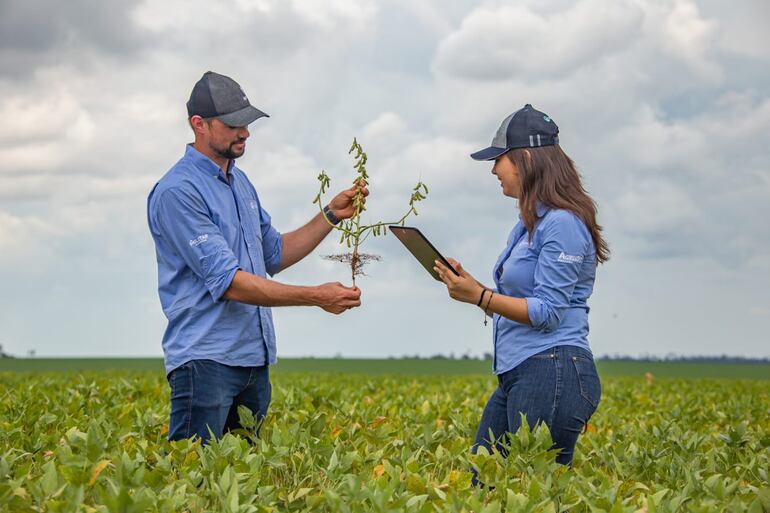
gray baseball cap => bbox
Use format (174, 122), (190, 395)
(471, 104), (559, 161)
(186, 71), (269, 127)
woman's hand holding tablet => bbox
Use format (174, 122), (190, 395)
(388, 226), (460, 281)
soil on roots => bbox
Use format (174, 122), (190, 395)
(322, 253), (382, 278)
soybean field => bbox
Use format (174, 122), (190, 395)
(1, 365), (769, 512)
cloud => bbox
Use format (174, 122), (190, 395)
(0, 0), (152, 80)
(133, 0), (377, 58)
(0, 209), (69, 268)
(708, 0), (770, 59)
(654, 0), (720, 78)
(0, 91), (95, 173)
(361, 112), (409, 154)
(433, 0), (644, 81)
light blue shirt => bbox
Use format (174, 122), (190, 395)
(147, 144), (283, 375)
(492, 204), (596, 374)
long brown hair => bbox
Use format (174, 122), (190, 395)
(506, 145), (610, 264)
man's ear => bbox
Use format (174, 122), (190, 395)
(189, 115), (206, 134)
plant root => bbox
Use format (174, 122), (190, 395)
(322, 253), (382, 279)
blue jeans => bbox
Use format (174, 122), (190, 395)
(167, 359), (271, 443)
(473, 345), (601, 465)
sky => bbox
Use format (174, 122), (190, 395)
(0, 0), (768, 360)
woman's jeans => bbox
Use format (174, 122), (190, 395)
(473, 345), (601, 465)
(167, 359), (272, 443)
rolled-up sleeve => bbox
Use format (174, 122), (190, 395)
(526, 213), (590, 332)
(153, 187), (240, 301)
(258, 204), (283, 276)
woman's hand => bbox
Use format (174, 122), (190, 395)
(434, 257), (485, 304)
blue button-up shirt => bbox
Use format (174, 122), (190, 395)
(147, 144), (283, 375)
(492, 204), (596, 374)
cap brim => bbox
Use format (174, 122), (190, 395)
(216, 105), (269, 127)
(470, 146), (508, 161)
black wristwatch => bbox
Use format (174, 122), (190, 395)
(323, 205), (341, 225)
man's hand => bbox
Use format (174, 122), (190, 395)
(316, 282), (362, 314)
(434, 257), (485, 304)
(328, 180), (369, 221)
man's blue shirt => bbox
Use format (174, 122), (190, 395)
(147, 144), (283, 375)
(492, 204), (596, 374)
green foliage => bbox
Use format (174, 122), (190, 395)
(1, 372), (768, 512)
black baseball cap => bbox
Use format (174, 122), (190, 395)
(470, 104), (559, 161)
(186, 71), (269, 127)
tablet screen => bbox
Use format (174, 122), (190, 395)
(389, 226), (460, 281)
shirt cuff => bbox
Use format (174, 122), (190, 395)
(265, 235), (283, 277)
(201, 249), (240, 301)
(526, 296), (545, 330)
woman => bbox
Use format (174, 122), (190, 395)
(434, 104), (609, 466)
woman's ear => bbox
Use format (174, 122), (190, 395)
(522, 149), (532, 166)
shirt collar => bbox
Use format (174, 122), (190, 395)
(183, 144), (236, 181)
(518, 201), (550, 219)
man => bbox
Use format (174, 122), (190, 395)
(147, 71), (366, 443)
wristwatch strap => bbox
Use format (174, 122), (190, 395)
(323, 205), (341, 225)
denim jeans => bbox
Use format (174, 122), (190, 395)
(473, 345), (601, 465)
(167, 359), (271, 443)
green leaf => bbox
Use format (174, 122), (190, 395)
(41, 460), (58, 495)
(227, 477), (239, 512)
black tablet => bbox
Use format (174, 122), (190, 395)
(389, 226), (460, 281)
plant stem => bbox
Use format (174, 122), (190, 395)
(351, 178), (364, 287)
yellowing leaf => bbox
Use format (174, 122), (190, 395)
(292, 488), (313, 502)
(88, 459), (111, 486)
(370, 416), (387, 429)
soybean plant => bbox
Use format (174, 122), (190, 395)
(313, 138), (429, 287)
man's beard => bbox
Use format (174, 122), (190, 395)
(212, 140), (245, 160)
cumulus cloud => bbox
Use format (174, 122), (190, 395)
(433, 0), (644, 81)
(654, 0), (720, 78)
(0, 92), (95, 173)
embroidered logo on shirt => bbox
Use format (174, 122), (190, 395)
(250, 201), (258, 210)
(189, 234), (209, 247)
(557, 251), (583, 264)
